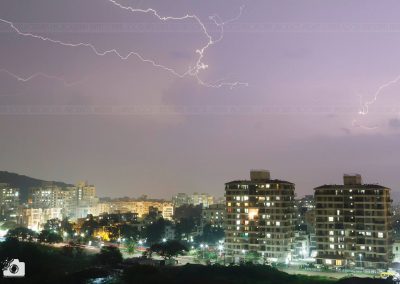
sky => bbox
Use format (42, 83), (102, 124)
(1, 0), (400, 199)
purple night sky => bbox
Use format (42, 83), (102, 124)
(0, 0), (400, 199)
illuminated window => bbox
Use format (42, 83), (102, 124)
(236, 220), (240, 225)
(329, 244), (335, 249)
(360, 245), (365, 250)
(328, 217), (334, 222)
(378, 232), (384, 238)
(329, 231), (334, 235)
(325, 259), (332, 265)
(329, 237), (334, 242)
(276, 221), (280, 226)
(266, 184), (270, 188)
(248, 208), (259, 220)
(276, 196), (280, 200)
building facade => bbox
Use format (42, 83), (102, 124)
(314, 174), (393, 269)
(202, 203), (225, 228)
(0, 183), (19, 222)
(224, 170), (296, 263)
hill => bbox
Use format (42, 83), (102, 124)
(0, 171), (73, 202)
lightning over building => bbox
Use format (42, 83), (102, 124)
(0, 0), (247, 89)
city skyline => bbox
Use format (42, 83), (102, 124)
(1, 1), (400, 200)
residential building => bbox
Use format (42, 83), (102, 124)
(172, 193), (191, 208)
(314, 174), (393, 269)
(21, 207), (62, 232)
(0, 183), (19, 221)
(191, 192), (214, 208)
(202, 203), (225, 228)
(224, 170), (296, 263)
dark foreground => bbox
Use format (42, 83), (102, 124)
(0, 239), (394, 284)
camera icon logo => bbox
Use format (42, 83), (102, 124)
(2, 259), (25, 278)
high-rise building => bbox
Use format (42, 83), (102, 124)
(172, 193), (191, 208)
(224, 170), (296, 263)
(314, 174), (393, 269)
(202, 203), (225, 228)
(29, 181), (98, 219)
(191, 192), (214, 208)
(0, 183), (19, 221)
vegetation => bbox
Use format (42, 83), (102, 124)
(122, 263), (335, 284)
(38, 229), (63, 244)
(0, 238), (95, 284)
(196, 223), (224, 244)
(149, 240), (188, 260)
(96, 245), (123, 265)
(145, 218), (171, 244)
(6, 227), (37, 241)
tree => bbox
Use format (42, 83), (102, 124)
(96, 245), (123, 265)
(145, 218), (169, 244)
(197, 224), (225, 244)
(149, 240), (188, 260)
(245, 251), (261, 264)
(174, 204), (202, 220)
(81, 215), (99, 237)
(61, 218), (75, 236)
(0, 221), (18, 231)
(38, 229), (63, 243)
(119, 223), (140, 241)
(44, 218), (61, 233)
(175, 218), (197, 240)
(125, 239), (136, 255)
(6, 227), (36, 241)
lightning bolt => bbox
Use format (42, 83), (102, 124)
(353, 74), (400, 129)
(0, 68), (84, 87)
(0, 0), (247, 89)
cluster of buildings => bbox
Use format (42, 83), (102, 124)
(224, 170), (394, 270)
(1, 169), (397, 270)
(0, 181), (175, 232)
(172, 192), (216, 208)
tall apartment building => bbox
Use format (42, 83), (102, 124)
(0, 183), (19, 221)
(29, 181), (98, 219)
(191, 192), (214, 208)
(202, 203), (225, 228)
(314, 174), (393, 269)
(225, 170), (296, 263)
(172, 193), (191, 208)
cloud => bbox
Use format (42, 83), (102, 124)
(388, 118), (400, 129)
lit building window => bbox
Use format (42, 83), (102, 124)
(276, 221), (280, 226)
(328, 217), (334, 222)
(325, 259), (332, 265)
(378, 232), (384, 238)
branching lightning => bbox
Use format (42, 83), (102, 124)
(353, 74), (400, 130)
(0, 0), (247, 89)
(0, 68), (84, 87)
